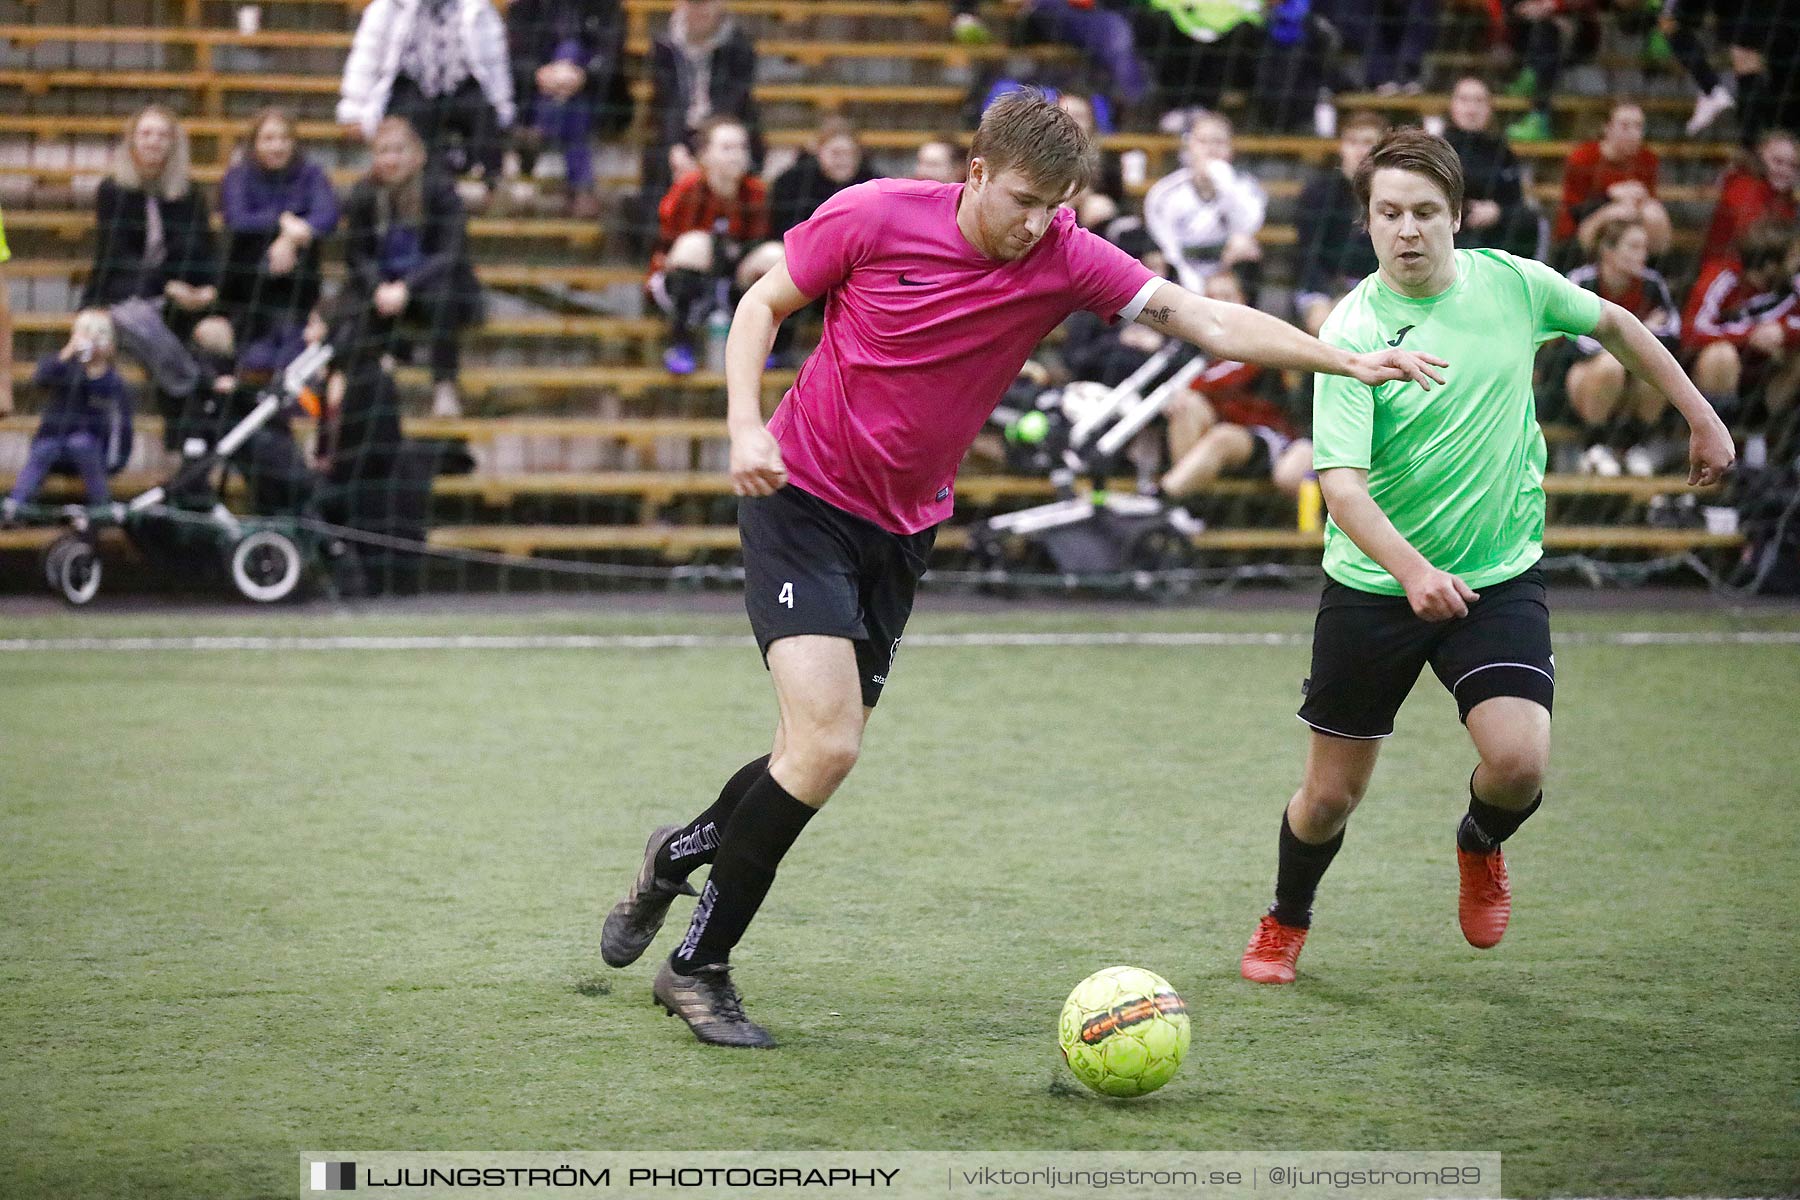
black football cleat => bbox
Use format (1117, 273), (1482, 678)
(652, 959), (776, 1048)
(601, 825), (698, 968)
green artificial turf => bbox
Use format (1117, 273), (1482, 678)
(2, 608), (1796, 1197)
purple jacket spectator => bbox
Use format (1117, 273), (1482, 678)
(220, 152), (341, 347)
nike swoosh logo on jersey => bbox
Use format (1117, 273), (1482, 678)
(1386, 325), (1416, 347)
(897, 273), (933, 286)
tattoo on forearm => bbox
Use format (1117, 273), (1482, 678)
(1143, 304), (1174, 328)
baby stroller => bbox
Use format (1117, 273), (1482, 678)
(36, 342), (334, 605)
(969, 341), (1208, 596)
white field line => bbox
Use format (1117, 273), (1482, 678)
(1, 631), (1798, 653)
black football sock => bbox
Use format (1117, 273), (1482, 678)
(1459, 771), (1543, 852)
(671, 771), (816, 971)
(655, 754), (771, 881)
(1270, 808), (1344, 928)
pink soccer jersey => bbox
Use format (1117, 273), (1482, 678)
(771, 178), (1161, 534)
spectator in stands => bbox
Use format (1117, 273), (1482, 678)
(174, 313), (319, 515)
(641, 0), (762, 244)
(1294, 111), (1385, 336)
(1444, 76), (1542, 259)
(1555, 102), (1670, 259)
(1727, 0), (1800, 146)
(506, 0), (625, 219)
(1007, 0), (1153, 122)
(1701, 130), (1799, 265)
(1683, 219), (1800, 447)
(912, 137), (966, 184)
(315, 304), (403, 486)
(1144, 111), (1266, 297)
(1661, 0), (1737, 135)
(219, 108), (341, 378)
(1503, 0), (1600, 144)
(1558, 218), (1683, 476)
(648, 115), (780, 375)
(2, 310), (132, 523)
(771, 118), (876, 236)
(1161, 270), (1312, 497)
(1056, 93), (1126, 230)
(0, 205), (12, 417)
(82, 105), (217, 409)
(1137, 0), (1331, 131)
(336, 0), (516, 193)
(337, 117), (483, 417)
(1332, 0), (1438, 95)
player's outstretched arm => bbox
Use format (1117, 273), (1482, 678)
(1132, 280), (1448, 391)
(1318, 467), (1480, 622)
(1589, 298), (1735, 487)
(725, 259), (816, 496)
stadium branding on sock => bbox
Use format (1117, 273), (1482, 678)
(667, 823), (721, 862)
(674, 881), (717, 962)
(310, 1162), (356, 1191)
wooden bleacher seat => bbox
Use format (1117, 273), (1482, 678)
(5, 360), (794, 404)
(3, 257), (646, 292)
(422, 521), (1743, 561)
(10, 464), (1720, 511)
(1, 208), (606, 249)
(0, 25), (1068, 68)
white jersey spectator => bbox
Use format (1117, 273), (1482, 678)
(1143, 111), (1266, 294)
(337, 0), (516, 150)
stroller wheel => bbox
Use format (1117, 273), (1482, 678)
(56, 540), (103, 606)
(43, 533), (84, 593)
(1125, 525), (1197, 601)
(229, 530), (303, 603)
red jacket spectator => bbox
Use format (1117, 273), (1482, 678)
(647, 169), (769, 280)
(1556, 140), (1659, 243)
(1700, 143), (1799, 265)
(1194, 361), (1296, 437)
(1682, 257), (1800, 354)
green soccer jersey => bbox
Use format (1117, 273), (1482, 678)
(1311, 248), (1602, 594)
(0, 205), (9, 263)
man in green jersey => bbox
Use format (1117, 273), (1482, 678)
(1240, 129), (1736, 985)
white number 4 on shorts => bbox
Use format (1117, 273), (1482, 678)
(778, 582), (794, 609)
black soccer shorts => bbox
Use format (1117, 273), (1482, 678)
(1297, 565), (1555, 740)
(739, 483), (937, 708)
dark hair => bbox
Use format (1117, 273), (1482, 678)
(1738, 218), (1796, 273)
(969, 87), (1091, 198)
(815, 115), (858, 150)
(694, 113), (748, 156)
(1353, 127), (1465, 220)
(1753, 128), (1797, 174)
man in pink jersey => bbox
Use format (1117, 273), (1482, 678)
(600, 90), (1446, 1048)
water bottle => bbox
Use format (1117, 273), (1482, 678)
(1297, 474), (1323, 533)
(1312, 90), (1337, 139)
(1121, 149), (1148, 192)
(704, 306), (731, 374)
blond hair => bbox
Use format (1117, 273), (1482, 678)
(110, 104), (192, 201)
(369, 116), (427, 228)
